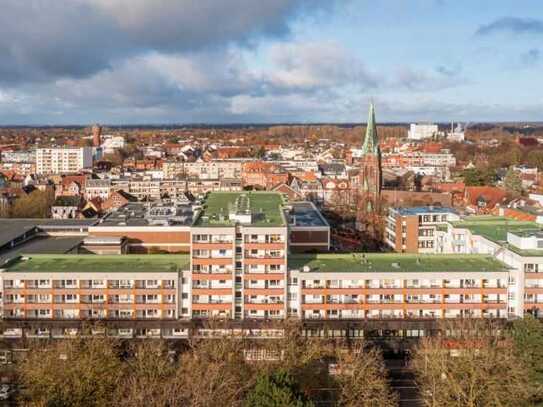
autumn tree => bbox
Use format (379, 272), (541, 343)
(411, 320), (532, 407)
(504, 167), (523, 197)
(526, 150), (543, 170)
(116, 340), (180, 407)
(17, 336), (124, 406)
(334, 344), (397, 407)
(10, 189), (55, 218)
(177, 338), (254, 407)
(509, 315), (543, 403)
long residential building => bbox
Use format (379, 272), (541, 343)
(5, 200), (543, 340)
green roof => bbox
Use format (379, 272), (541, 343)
(193, 192), (285, 227)
(450, 216), (541, 243)
(288, 253), (508, 273)
(2, 254), (190, 273)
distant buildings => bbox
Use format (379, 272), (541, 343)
(36, 147), (93, 175)
(407, 123), (441, 140)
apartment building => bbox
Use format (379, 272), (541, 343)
(1, 255), (186, 320)
(190, 192), (288, 320)
(288, 253), (508, 320)
(36, 147), (93, 175)
(385, 207), (460, 253)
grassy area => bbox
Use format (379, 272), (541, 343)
(450, 216), (541, 242)
(3, 254), (190, 273)
(288, 253), (508, 273)
(193, 192), (285, 227)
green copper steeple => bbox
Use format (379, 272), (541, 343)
(361, 103), (379, 155)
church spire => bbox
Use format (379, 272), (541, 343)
(361, 102), (379, 155)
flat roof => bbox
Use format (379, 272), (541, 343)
(0, 236), (84, 264)
(450, 216), (541, 242)
(193, 192), (285, 227)
(98, 202), (193, 227)
(288, 253), (508, 273)
(288, 202), (328, 227)
(2, 254), (190, 273)
(0, 219), (96, 248)
(396, 206), (455, 216)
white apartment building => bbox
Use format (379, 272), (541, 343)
(36, 147), (93, 175)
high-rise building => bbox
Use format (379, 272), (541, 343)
(356, 103), (382, 233)
(36, 147), (93, 175)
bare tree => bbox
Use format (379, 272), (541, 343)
(334, 343), (397, 407)
(17, 336), (124, 407)
(411, 320), (532, 407)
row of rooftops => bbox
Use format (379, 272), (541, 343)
(93, 192), (327, 228)
(0, 253), (507, 274)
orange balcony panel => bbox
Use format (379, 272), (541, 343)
(244, 243), (285, 250)
(525, 288), (543, 294)
(192, 243), (233, 250)
(302, 303), (364, 311)
(244, 303), (284, 311)
(440, 302), (507, 310)
(244, 288), (284, 296)
(192, 303), (232, 311)
(244, 258), (285, 266)
(302, 288), (366, 295)
(192, 258), (233, 266)
(442, 288), (507, 295)
(243, 273), (285, 281)
(524, 303), (543, 309)
(132, 303), (176, 310)
(525, 273), (543, 280)
(192, 273), (232, 280)
(192, 288), (232, 296)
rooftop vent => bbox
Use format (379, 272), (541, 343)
(302, 266), (311, 272)
(392, 262), (400, 269)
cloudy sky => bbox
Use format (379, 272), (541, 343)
(0, 0), (542, 124)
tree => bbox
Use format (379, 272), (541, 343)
(335, 344), (397, 407)
(509, 315), (543, 403)
(462, 168), (496, 186)
(245, 369), (313, 407)
(116, 340), (180, 407)
(17, 335), (124, 406)
(411, 320), (532, 407)
(10, 189), (54, 218)
(177, 338), (254, 407)
(504, 167), (523, 197)
(526, 150), (543, 170)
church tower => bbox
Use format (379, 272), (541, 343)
(356, 103), (382, 232)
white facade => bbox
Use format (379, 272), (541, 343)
(101, 136), (125, 154)
(36, 147), (93, 175)
(407, 123), (441, 140)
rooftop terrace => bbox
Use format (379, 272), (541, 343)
(450, 216), (541, 243)
(2, 254), (190, 273)
(288, 253), (508, 273)
(193, 192), (285, 227)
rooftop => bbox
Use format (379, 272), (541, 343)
(98, 202), (194, 227)
(193, 192), (285, 227)
(288, 253), (508, 273)
(2, 254), (190, 273)
(287, 202), (328, 227)
(450, 216), (541, 243)
(395, 206), (456, 216)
